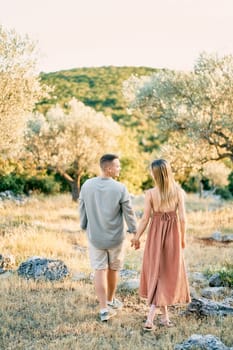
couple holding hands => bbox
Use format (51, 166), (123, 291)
(79, 154), (190, 330)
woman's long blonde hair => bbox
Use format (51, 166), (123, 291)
(150, 159), (179, 209)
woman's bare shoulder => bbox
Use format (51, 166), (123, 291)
(145, 187), (160, 202)
(145, 187), (158, 195)
(175, 184), (186, 201)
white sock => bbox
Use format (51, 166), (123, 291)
(100, 308), (108, 314)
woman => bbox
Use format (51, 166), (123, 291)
(131, 159), (190, 330)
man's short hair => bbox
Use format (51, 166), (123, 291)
(99, 154), (119, 169)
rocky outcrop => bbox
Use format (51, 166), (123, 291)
(0, 191), (27, 205)
(174, 334), (233, 350)
(118, 269), (140, 291)
(119, 269), (139, 280)
(209, 273), (223, 287)
(201, 287), (228, 299)
(201, 231), (233, 243)
(118, 279), (140, 291)
(187, 297), (233, 316)
(18, 256), (69, 281)
(211, 232), (233, 242)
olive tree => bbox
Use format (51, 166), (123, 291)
(123, 52), (233, 166)
(0, 25), (47, 157)
(25, 98), (121, 200)
(203, 161), (231, 189)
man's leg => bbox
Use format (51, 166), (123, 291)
(94, 269), (117, 321)
(106, 241), (125, 306)
(94, 269), (107, 309)
(89, 243), (117, 320)
(107, 268), (118, 302)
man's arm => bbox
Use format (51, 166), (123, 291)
(79, 189), (87, 230)
(120, 186), (137, 233)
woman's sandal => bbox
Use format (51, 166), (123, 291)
(143, 320), (154, 331)
(159, 319), (174, 328)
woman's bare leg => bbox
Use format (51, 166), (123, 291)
(161, 306), (169, 321)
(145, 304), (157, 327)
(160, 305), (174, 326)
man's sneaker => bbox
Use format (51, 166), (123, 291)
(107, 298), (123, 309)
(100, 308), (117, 322)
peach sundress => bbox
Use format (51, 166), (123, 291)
(139, 193), (191, 306)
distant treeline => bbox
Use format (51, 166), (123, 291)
(38, 66), (158, 123)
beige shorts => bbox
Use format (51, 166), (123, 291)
(88, 240), (125, 271)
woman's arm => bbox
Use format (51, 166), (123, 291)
(177, 189), (187, 248)
(131, 190), (152, 249)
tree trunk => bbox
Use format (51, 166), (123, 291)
(199, 180), (203, 198)
(57, 168), (79, 202)
(70, 181), (79, 202)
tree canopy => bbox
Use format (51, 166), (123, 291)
(0, 25), (47, 157)
(38, 66), (161, 152)
(38, 66), (157, 120)
(124, 52), (233, 166)
(25, 98), (121, 200)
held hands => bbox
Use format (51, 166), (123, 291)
(131, 237), (140, 250)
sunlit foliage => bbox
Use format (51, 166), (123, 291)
(25, 99), (120, 200)
(124, 52), (233, 166)
(0, 26), (47, 157)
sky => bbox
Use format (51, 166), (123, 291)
(1, 0), (233, 73)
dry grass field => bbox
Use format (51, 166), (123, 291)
(0, 193), (233, 350)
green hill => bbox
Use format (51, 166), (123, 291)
(38, 66), (158, 126)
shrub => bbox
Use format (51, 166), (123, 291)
(228, 171), (233, 195)
(204, 262), (233, 287)
(215, 187), (233, 200)
(181, 176), (201, 193)
(0, 174), (26, 194)
(24, 176), (61, 194)
(0, 173), (61, 195)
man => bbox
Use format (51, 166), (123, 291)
(79, 154), (137, 321)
